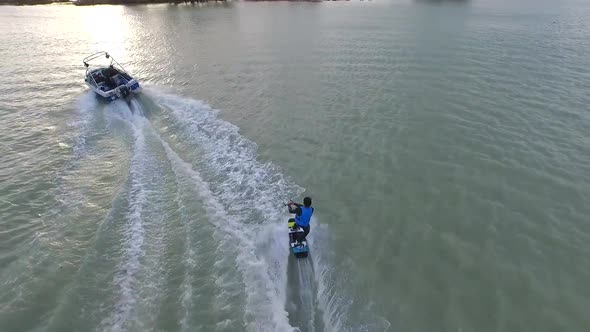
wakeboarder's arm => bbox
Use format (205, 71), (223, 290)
(287, 200), (303, 215)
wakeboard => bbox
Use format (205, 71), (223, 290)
(288, 219), (309, 258)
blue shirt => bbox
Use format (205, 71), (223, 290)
(295, 206), (314, 227)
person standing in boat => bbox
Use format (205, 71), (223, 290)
(103, 65), (120, 88)
(287, 197), (314, 244)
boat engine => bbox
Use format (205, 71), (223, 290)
(119, 85), (131, 99)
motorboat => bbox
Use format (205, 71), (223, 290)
(83, 52), (141, 102)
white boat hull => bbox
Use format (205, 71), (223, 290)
(83, 52), (141, 103)
(85, 77), (141, 102)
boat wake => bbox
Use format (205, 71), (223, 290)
(150, 91), (301, 331)
(45, 89), (386, 332)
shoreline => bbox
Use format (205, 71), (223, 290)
(0, 0), (69, 4)
(0, 0), (343, 5)
(0, 0), (220, 5)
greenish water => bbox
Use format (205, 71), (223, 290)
(1, 1), (590, 331)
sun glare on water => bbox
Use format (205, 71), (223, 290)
(76, 6), (133, 61)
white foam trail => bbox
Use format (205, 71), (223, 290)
(49, 92), (102, 245)
(309, 224), (392, 332)
(69, 92), (100, 158)
(179, 243), (195, 332)
(157, 135), (294, 332)
(174, 179), (198, 332)
(157, 137), (240, 331)
(55, 92), (101, 207)
(149, 91), (300, 215)
(307, 226), (346, 332)
(314, 264), (345, 331)
(149, 91), (303, 331)
(101, 102), (148, 331)
(116, 99), (236, 330)
(296, 259), (316, 332)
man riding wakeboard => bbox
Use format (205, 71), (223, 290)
(287, 197), (314, 245)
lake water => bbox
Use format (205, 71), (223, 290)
(1, 1), (590, 331)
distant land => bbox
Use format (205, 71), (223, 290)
(1, 0), (68, 4)
(1, 0), (343, 5)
